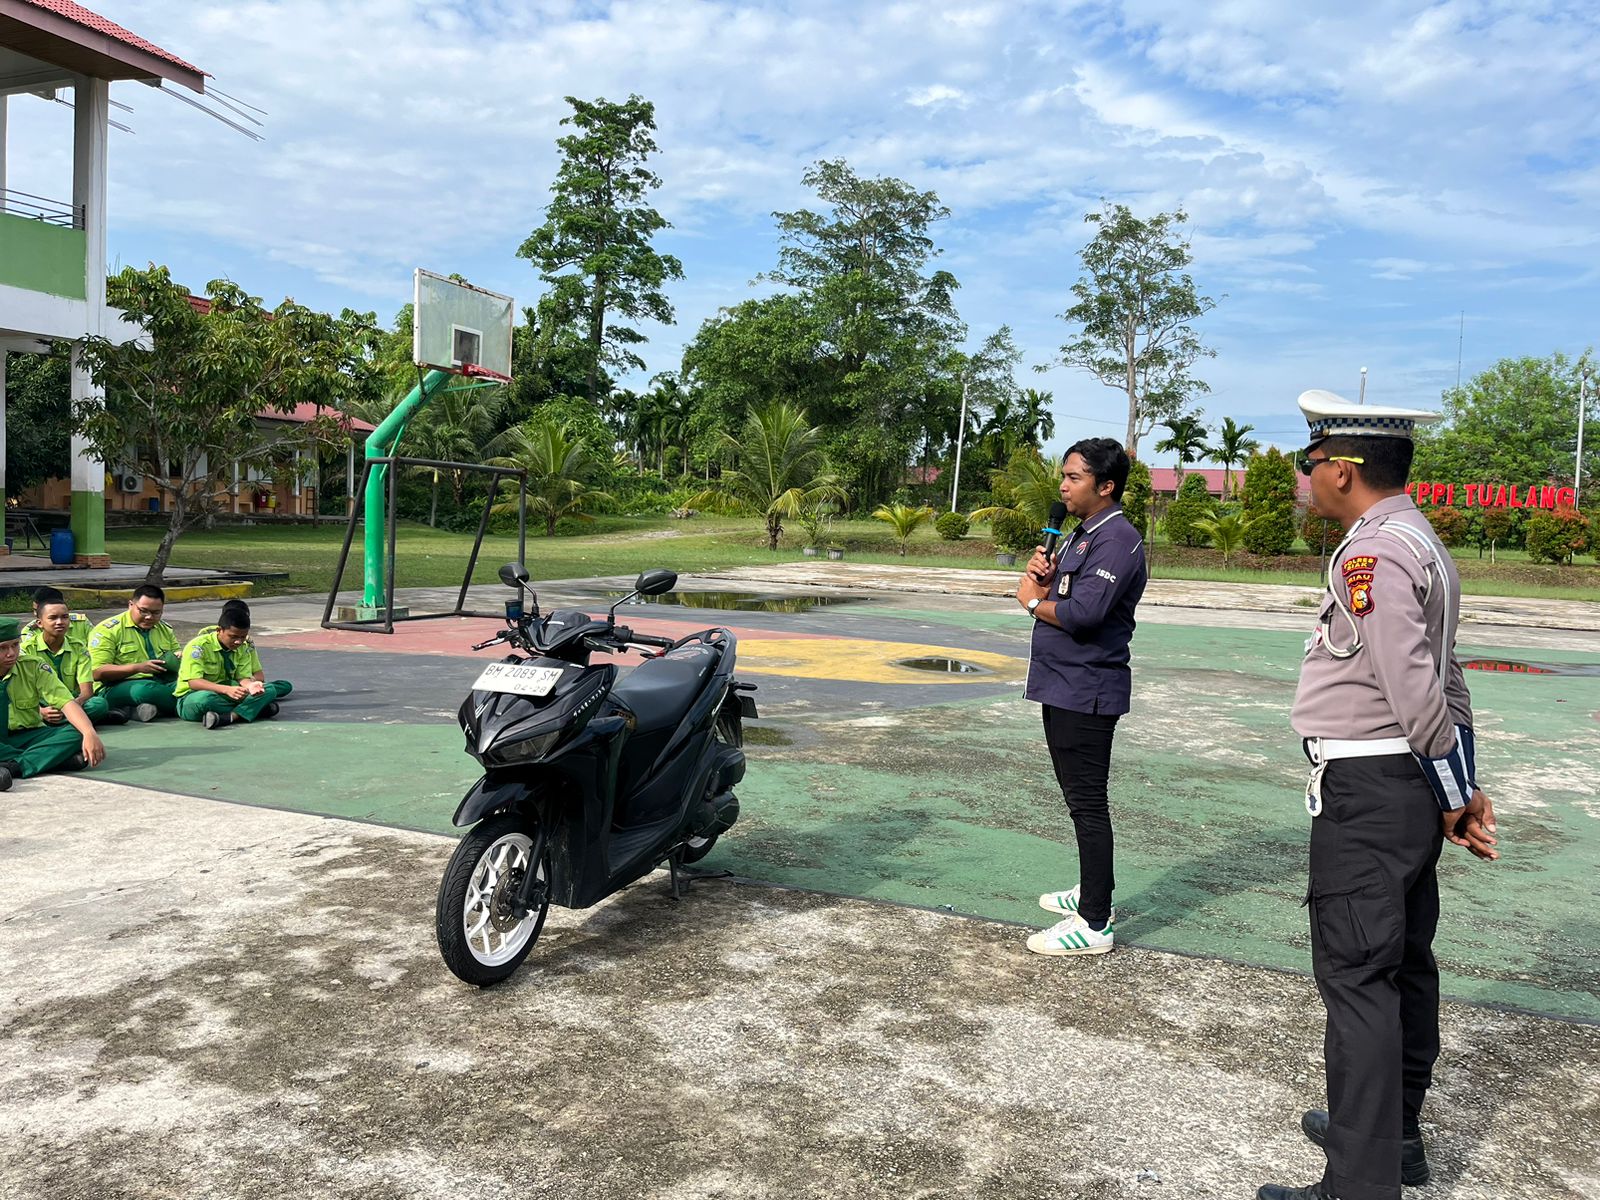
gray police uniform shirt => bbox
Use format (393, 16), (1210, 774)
(1291, 493), (1477, 809)
(1025, 505), (1148, 716)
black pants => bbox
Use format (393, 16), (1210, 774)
(1309, 755), (1444, 1200)
(1041, 705), (1120, 926)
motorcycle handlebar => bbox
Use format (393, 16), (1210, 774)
(472, 632), (508, 652)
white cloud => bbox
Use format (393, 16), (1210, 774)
(3, 0), (1597, 432)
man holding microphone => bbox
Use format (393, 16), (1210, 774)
(1016, 437), (1148, 956)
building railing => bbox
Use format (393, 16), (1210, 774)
(0, 187), (84, 229)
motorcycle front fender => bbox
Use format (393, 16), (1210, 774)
(451, 774), (529, 828)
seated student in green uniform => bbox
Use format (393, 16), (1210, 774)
(24, 586), (92, 648)
(22, 597), (130, 726)
(0, 615), (107, 792)
(175, 606), (293, 729)
(89, 584), (181, 722)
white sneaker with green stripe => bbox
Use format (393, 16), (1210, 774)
(1026, 912), (1114, 956)
(1037, 884), (1115, 921)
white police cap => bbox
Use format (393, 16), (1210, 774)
(1298, 389), (1441, 443)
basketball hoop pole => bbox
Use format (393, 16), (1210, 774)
(360, 367), (454, 612)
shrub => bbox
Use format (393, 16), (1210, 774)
(989, 510), (1037, 556)
(934, 510), (970, 541)
(1301, 504), (1343, 553)
(1122, 459), (1152, 538)
(1525, 506), (1592, 564)
(1241, 448), (1298, 555)
(1163, 474), (1214, 547)
(1192, 504), (1257, 567)
(1424, 505), (1470, 547)
(1479, 507), (1516, 551)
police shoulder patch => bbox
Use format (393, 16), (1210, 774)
(89, 635), (103, 648)
(1343, 554), (1377, 618)
(191, 647), (204, 659)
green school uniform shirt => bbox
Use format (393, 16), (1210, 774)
(2, 655), (76, 732)
(174, 630), (263, 698)
(21, 628), (93, 695)
(87, 611), (180, 691)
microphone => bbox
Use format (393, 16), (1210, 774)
(1035, 501), (1069, 580)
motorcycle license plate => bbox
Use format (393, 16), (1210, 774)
(473, 662), (564, 697)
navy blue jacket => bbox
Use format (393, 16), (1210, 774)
(1024, 505), (1148, 715)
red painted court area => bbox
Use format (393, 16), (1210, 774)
(267, 612), (833, 657)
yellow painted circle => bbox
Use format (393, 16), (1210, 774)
(734, 638), (1025, 684)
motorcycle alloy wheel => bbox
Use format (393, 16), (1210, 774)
(435, 814), (550, 987)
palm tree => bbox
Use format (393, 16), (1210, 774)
(486, 413), (613, 537)
(1208, 416), (1260, 499)
(1192, 503), (1258, 567)
(1019, 388), (1056, 446)
(404, 382), (504, 525)
(872, 503), (935, 555)
(1155, 414), (1211, 489)
(690, 402), (846, 550)
(969, 447), (1060, 530)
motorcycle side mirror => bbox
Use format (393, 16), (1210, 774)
(499, 562), (531, 587)
(635, 568), (677, 597)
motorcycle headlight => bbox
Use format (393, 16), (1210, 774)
(489, 728), (561, 766)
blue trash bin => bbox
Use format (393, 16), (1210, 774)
(50, 528), (76, 565)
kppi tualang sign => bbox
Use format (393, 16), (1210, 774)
(1404, 482), (1578, 509)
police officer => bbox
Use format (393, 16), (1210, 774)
(1016, 437), (1148, 957)
(1258, 392), (1498, 1200)
(88, 584), (182, 721)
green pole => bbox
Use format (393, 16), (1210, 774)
(362, 368), (452, 609)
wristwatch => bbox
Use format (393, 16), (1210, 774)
(1026, 597), (1044, 616)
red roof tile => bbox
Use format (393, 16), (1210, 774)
(18, 0), (203, 76)
(261, 403), (377, 435)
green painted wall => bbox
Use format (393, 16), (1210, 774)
(0, 213), (86, 299)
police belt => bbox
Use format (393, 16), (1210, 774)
(1301, 736), (1411, 817)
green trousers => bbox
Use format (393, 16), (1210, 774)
(100, 678), (179, 716)
(1, 722), (85, 777)
(80, 694), (115, 725)
(177, 681), (293, 724)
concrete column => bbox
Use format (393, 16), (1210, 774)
(232, 460), (240, 514)
(70, 76), (110, 567)
(1, 94), (9, 197)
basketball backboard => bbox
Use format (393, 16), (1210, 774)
(413, 269), (514, 379)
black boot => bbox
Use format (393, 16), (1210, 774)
(103, 707), (132, 726)
(1302, 1109), (1431, 1186)
(1257, 1183), (1337, 1200)
(0, 761), (16, 792)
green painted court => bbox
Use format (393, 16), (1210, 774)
(82, 586), (1600, 1023)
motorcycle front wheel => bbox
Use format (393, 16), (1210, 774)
(435, 814), (551, 987)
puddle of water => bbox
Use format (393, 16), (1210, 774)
(1461, 659), (1600, 677)
(894, 656), (990, 675)
(608, 591), (869, 614)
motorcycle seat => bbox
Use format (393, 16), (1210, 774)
(611, 644), (718, 734)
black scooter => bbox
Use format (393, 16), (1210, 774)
(434, 562), (757, 986)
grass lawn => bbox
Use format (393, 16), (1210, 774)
(91, 515), (1600, 603)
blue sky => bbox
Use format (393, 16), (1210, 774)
(9, 0), (1600, 461)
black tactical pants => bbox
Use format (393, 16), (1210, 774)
(1041, 705), (1121, 926)
(1308, 755), (1444, 1200)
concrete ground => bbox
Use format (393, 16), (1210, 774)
(2, 567), (1598, 1198)
(3, 782), (1597, 1200)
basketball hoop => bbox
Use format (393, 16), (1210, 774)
(460, 362), (513, 383)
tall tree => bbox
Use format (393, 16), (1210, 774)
(764, 159), (964, 503)
(75, 265), (384, 583)
(517, 94), (683, 406)
(1413, 351), (1597, 493)
(1050, 202), (1218, 458)
(1154, 414), (1211, 489)
(1208, 416), (1260, 498)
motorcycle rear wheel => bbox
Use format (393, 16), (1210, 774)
(435, 814), (550, 987)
